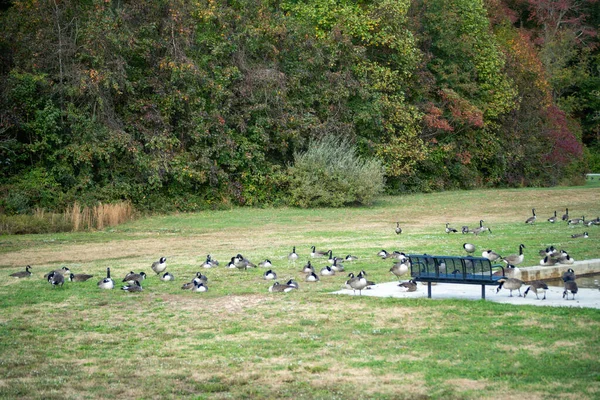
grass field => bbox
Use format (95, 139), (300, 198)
(1, 186), (600, 399)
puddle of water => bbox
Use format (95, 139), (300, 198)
(544, 273), (600, 290)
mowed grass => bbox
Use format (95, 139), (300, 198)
(1, 185), (599, 399)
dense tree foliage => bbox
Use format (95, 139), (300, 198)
(0, 0), (595, 212)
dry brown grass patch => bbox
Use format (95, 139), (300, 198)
(311, 368), (428, 397)
(447, 378), (489, 391)
(496, 343), (546, 356)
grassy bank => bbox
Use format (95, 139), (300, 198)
(1, 186), (599, 399)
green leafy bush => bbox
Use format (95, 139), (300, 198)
(585, 145), (600, 173)
(287, 135), (384, 208)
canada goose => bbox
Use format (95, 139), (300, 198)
(160, 272), (175, 281)
(123, 271), (146, 284)
(181, 281), (195, 290)
(258, 259), (273, 268)
(331, 258), (345, 272)
(226, 258), (237, 268)
(392, 251), (408, 262)
(476, 220), (491, 234)
(310, 246), (328, 258)
(538, 246), (557, 258)
(345, 254), (358, 262)
(286, 279), (299, 289)
(320, 266), (335, 276)
(523, 281), (549, 300)
(463, 243), (476, 255)
(68, 273), (94, 282)
(378, 249), (402, 260)
(592, 217), (600, 225)
(563, 280), (578, 300)
(345, 273), (368, 295)
(44, 267), (71, 279)
(398, 279), (418, 292)
(200, 255), (214, 268)
(207, 255), (219, 266)
(548, 211), (558, 223)
(502, 244), (525, 265)
(504, 264), (522, 279)
(97, 268), (114, 289)
(10, 265), (32, 278)
(558, 254), (575, 265)
(263, 269), (277, 280)
(390, 262), (410, 281)
(482, 250), (501, 262)
(562, 268), (576, 282)
(558, 249), (569, 258)
(462, 226), (470, 234)
(377, 249), (393, 259)
(47, 271), (64, 288)
(269, 282), (296, 293)
(539, 256), (557, 266)
(496, 278), (524, 297)
(121, 280), (143, 292)
(234, 254), (255, 270)
(525, 208), (536, 224)
(151, 257), (167, 275)
(570, 232), (589, 239)
(445, 223), (458, 234)
(192, 282), (208, 292)
(568, 216), (585, 225)
(327, 250), (336, 264)
(192, 272), (208, 285)
(377, 249), (389, 257)
(471, 226), (485, 236)
(288, 247), (299, 262)
(302, 261), (315, 274)
(305, 272), (320, 282)
(355, 270), (376, 287)
(344, 272), (356, 289)
(561, 208), (569, 221)
(395, 222), (402, 235)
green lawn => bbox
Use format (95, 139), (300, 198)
(1, 186), (599, 399)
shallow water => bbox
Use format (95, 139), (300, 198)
(544, 273), (600, 290)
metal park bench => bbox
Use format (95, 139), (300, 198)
(408, 254), (506, 299)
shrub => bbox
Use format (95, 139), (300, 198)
(584, 144), (600, 173)
(287, 135), (385, 208)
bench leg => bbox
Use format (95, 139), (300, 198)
(427, 282), (432, 299)
(481, 285), (485, 299)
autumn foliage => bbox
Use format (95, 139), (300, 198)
(0, 0), (595, 213)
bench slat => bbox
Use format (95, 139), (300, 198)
(408, 254), (505, 299)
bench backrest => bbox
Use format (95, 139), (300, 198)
(408, 254), (503, 282)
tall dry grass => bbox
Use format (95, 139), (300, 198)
(1, 201), (136, 234)
(66, 201), (134, 231)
